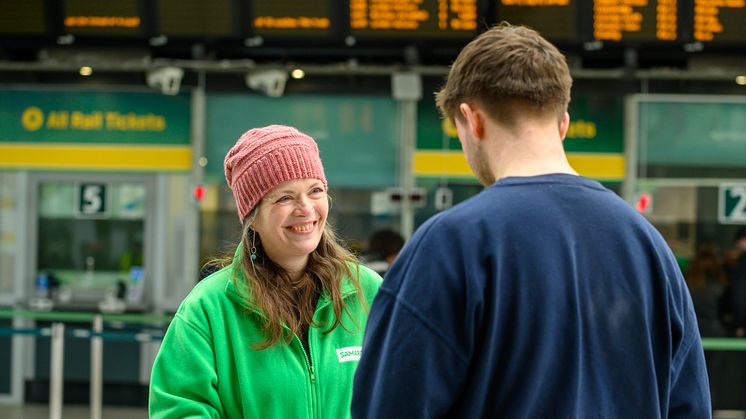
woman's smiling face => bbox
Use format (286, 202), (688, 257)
(252, 178), (328, 273)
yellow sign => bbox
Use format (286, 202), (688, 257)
(440, 117), (597, 140)
(413, 150), (625, 181)
(20, 107), (166, 133)
(21, 107), (44, 131)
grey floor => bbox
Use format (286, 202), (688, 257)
(2, 404), (147, 419)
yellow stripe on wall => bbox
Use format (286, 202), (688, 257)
(413, 150), (474, 178)
(413, 150), (625, 181)
(0, 143), (192, 171)
(566, 153), (625, 181)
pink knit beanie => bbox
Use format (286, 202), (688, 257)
(224, 125), (327, 221)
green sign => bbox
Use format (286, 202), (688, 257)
(205, 94), (398, 187)
(0, 90), (190, 145)
(416, 93), (623, 152)
(639, 98), (746, 167)
(77, 183), (109, 217)
(719, 184), (746, 225)
(563, 94), (624, 153)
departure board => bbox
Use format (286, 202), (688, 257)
(693, 0), (746, 42)
(496, 0), (578, 41)
(592, 0), (679, 42)
(251, 0), (334, 37)
(63, 0), (144, 37)
(350, 0), (478, 39)
(157, 0), (236, 37)
(0, 0), (45, 34)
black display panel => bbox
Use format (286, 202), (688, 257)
(0, 0), (45, 35)
(250, 0), (335, 37)
(693, 0), (746, 43)
(62, 0), (145, 37)
(591, 0), (680, 42)
(5, 0), (746, 50)
(349, 0), (478, 40)
(157, 0), (237, 37)
(496, 0), (579, 42)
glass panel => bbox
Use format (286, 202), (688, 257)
(36, 181), (146, 306)
(642, 185), (745, 338)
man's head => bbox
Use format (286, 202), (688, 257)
(436, 23), (572, 129)
(736, 227), (746, 251)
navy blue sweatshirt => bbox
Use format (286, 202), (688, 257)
(352, 174), (710, 419)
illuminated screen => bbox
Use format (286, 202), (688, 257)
(496, 0), (577, 41)
(63, 0), (144, 36)
(592, 0), (678, 42)
(693, 0), (746, 42)
(250, 0), (334, 37)
(350, 0), (478, 39)
(0, 0), (45, 35)
(157, 0), (236, 37)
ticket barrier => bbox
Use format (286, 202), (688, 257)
(0, 316), (745, 417)
(0, 311), (169, 419)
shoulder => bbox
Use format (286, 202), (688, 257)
(175, 265), (234, 317)
(356, 263), (383, 288)
(345, 263), (382, 301)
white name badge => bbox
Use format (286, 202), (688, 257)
(336, 346), (362, 363)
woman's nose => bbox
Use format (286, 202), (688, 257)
(294, 197), (314, 215)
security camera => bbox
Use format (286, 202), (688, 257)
(245, 69), (288, 98)
(146, 67), (184, 95)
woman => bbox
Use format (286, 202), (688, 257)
(149, 125), (382, 418)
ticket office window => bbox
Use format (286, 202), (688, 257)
(32, 176), (153, 309)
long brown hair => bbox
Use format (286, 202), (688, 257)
(226, 206), (364, 350)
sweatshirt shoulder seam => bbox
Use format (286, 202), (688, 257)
(377, 287), (469, 366)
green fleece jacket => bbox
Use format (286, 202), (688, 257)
(149, 259), (382, 418)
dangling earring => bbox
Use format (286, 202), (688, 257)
(248, 228), (260, 279)
(250, 229), (258, 261)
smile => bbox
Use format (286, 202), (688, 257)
(288, 221), (316, 233)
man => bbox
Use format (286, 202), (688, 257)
(361, 229), (405, 276)
(730, 227), (746, 337)
(352, 24), (710, 418)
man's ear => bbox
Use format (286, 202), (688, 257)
(458, 103), (485, 140)
(559, 112), (570, 140)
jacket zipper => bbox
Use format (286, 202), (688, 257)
(293, 334), (317, 419)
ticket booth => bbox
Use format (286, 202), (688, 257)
(0, 88), (197, 403)
(29, 174), (154, 310)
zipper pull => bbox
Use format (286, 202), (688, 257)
(310, 365), (315, 382)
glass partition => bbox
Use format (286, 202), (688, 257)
(35, 180), (148, 308)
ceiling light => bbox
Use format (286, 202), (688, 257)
(79, 66), (93, 76)
(290, 69), (305, 79)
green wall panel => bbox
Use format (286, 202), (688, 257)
(205, 94), (398, 187)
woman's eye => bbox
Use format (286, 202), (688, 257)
(276, 196), (292, 203)
(310, 187), (325, 194)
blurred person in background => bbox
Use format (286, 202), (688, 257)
(685, 244), (728, 338)
(149, 125), (382, 418)
(361, 229), (405, 276)
(352, 23), (710, 418)
(729, 227), (746, 337)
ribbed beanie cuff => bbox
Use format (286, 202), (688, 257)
(224, 125), (327, 221)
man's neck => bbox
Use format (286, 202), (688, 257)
(485, 122), (577, 181)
